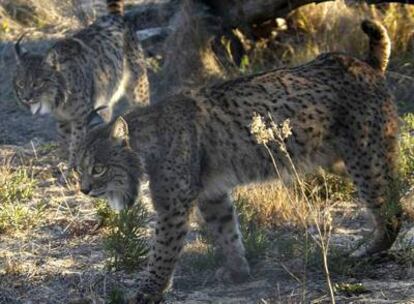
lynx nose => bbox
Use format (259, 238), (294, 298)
(80, 185), (91, 195)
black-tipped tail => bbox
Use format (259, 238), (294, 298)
(361, 19), (391, 73)
(107, 0), (124, 16)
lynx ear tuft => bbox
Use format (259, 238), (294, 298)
(14, 32), (29, 63)
(87, 106), (107, 130)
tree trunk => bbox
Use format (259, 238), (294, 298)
(201, 0), (330, 28)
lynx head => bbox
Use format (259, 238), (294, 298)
(13, 35), (64, 115)
(76, 115), (143, 211)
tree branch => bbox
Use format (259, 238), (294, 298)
(201, 0), (414, 28)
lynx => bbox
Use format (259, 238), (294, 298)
(77, 20), (400, 303)
(13, 0), (149, 168)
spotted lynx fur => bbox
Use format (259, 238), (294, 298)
(13, 0), (149, 168)
(77, 20), (400, 303)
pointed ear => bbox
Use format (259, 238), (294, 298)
(110, 116), (129, 145)
(14, 32), (29, 64)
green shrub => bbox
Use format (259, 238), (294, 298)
(235, 197), (271, 263)
(400, 113), (414, 185)
(108, 287), (126, 304)
(0, 168), (36, 204)
(104, 201), (149, 272)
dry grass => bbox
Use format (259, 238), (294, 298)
(0, 0), (80, 39)
(234, 174), (354, 230)
(0, 145), (108, 302)
(235, 182), (310, 228)
(247, 2), (414, 71)
(0, 144), (152, 303)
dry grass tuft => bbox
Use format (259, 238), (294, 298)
(235, 182), (308, 229)
(0, 0), (80, 39)
(292, 2), (413, 62)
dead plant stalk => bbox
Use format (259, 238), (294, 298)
(250, 113), (336, 304)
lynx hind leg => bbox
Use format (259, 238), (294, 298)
(343, 140), (401, 257)
(198, 192), (250, 283)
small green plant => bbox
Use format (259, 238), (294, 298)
(239, 55), (250, 74)
(395, 113), (414, 219)
(0, 168), (36, 204)
(399, 114), (414, 184)
(235, 197), (271, 263)
(334, 282), (369, 296)
(104, 201), (149, 272)
(108, 287), (126, 304)
(304, 172), (354, 203)
(94, 199), (116, 226)
(0, 167), (40, 233)
(0, 20), (10, 35)
(39, 142), (59, 154)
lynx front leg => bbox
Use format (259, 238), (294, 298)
(68, 119), (87, 169)
(133, 192), (196, 303)
(133, 163), (199, 303)
(56, 121), (71, 158)
(135, 204), (192, 303)
(58, 119), (87, 185)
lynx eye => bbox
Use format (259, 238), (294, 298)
(91, 164), (107, 177)
(33, 82), (44, 89)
